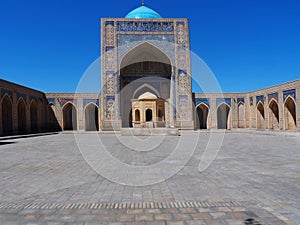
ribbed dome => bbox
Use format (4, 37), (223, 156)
(125, 5), (162, 19)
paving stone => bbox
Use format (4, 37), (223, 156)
(0, 133), (298, 225)
(154, 213), (173, 221)
(135, 214), (154, 221)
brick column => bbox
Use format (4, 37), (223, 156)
(254, 97), (257, 129)
(264, 95), (268, 130)
(77, 98), (84, 131)
(12, 91), (18, 134)
(26, 95), (31, 133)
(210, 96), (217, 129)
(278, 91), (284, 130)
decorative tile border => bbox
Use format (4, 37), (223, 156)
(0, 201), (242, 210)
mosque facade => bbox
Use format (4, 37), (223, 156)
(0, 4), (299, 136)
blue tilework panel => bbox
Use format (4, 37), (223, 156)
(30, 96), (43, 103)
(1, 89), (13, 100)
(195, 98), (210, 108)
(60, 99), (77, 107)
(237, 98), (245, 104)
(117, 21), (174, 32)
(268, 93), (278, 103)
(47, 98), (55, 105)
(83, 99), (100, 108)
(216, 98), (231, 107)
(283, 89), (296, 102)
(17, 93), (27, 103)
(256, 95), (264, 105)
(117, 34), (175, 64)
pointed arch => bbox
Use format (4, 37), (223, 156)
(1, 95), (13, 134)
(30, 100), (38, 132)
(268, 99), (279, 130)
(145, 108), (153, 122)
(135, 109), (140, 122)
(196, 103), (209, 129)
(217, 103), (230, 129)
(120, 41), (172, 68)
(133, 83), (160, 99)
(257, 101), (265, 129)
(85, 103), (99, 131)
(63, 102), (77, 130)
(284, 96), (296, 130)
(17, 98), (27, 133)
(238, 102), (245, 128)
(119, 41), (172, 128)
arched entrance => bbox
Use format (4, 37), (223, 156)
(85, 104), (99, 131)
(257, 102), (265, 129)
(17, 98), (27, 133)
(196, 104), (209, 129)
(217, 103), (230, 129)
(1, 96), (13, 134)
(284, 96), (296, 130)
(146, 109), (153, 122)
(135, 109), (140, 122)
(120, 42), (172, 127)
(238, 103), (245, 128)
(269, 100), (279, 129)
(63, 103), (77, 130)
(30, 101), (38, 132)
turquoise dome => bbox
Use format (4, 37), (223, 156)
(125, 6), (162, 19)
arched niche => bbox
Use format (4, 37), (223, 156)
(1, 95), (13, 134)
(119, 42), (172, 128)
(284, 96), (296, 130)
(196, 103), (209, 129)
(269, 99), (279, 129)
(63, 103), (77, 130)
(85, 103), (99, 131)
(217, 103), (230, 129)
(257, 102), (265, 129)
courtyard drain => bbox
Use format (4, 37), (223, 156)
(244, 218), (262, 225)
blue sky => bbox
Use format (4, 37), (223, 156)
(0, 0), (299, 93)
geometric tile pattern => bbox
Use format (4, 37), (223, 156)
(256, 95), (264, 105)
(216, 98), (231, 107)
(268, 92), (278, 103)
(195, 98), (210, 107)
(283, 89), (296, 102)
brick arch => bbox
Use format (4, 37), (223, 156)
(1, 95), (13, 135)
(268, 99), (279, 130)
(217, 103), (231, 129)
(195, 103), (209, 129)
(257, 101), (265, 129)
(63, 102), (77, 130)
(284, 96), (296, 130)
(84, 103), (99, 131)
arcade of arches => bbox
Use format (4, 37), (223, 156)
(1, 80), (300, 136)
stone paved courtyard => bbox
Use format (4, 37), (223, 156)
(0, 131), (299, 225)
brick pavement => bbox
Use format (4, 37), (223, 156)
(0, 200), (292, 225)
(0, 131), (299, 224)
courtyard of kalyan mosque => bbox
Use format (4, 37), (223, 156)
(0, 1), (299, 225)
